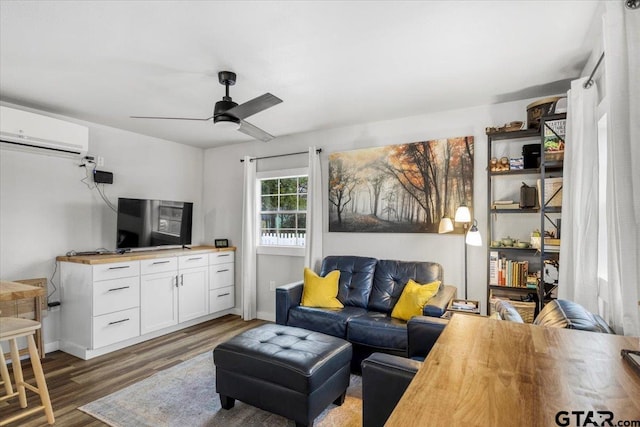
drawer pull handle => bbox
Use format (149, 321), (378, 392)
(218, 254), (230, 257)
(217, 269), (229, 273)
(107, 286), (130, 292)
(188, 257), (203, 261)
(152, 260), (170, 265)
(175, 275), (179, 288)
(180, 274), (184, 286)
(108, 265), (130, 270)
(217, 293), (230, 297)
(108, 318), (130, 325)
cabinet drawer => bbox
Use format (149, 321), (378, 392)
(93, 261), (139, 282)
(93, 277), (140, 316)
(209, 251), (234, 265)
(140, 257), (177, 275)
(209, 286), (234, 313)
(93, 307), (140, 349)
(178, 254), (208, 269)
(209, 263), (234, 289)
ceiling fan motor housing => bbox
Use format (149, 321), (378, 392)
(214, 99), (239, 124)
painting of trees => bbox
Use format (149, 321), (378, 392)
(328, 136), (474, 233)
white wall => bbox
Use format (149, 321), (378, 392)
(203, 96), (544, 320)
(0, 102), (205, 350)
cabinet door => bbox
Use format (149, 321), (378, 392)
(178, 266), (209, 323)
(140, 271), (178, 334)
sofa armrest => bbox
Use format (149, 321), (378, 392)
(423, 284), (457, 317)
(275, 280), (303, 325)
(361, 352), (422, 427)
(407, 315), (449, 360)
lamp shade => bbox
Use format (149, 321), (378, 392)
(454, 206), (471, 223)
(465, 221), (482, 246)
(438, 217), (454, 233)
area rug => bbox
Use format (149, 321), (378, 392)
(79, 352), (362, 427)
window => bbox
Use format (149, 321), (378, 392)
(258, 169), (308, 250)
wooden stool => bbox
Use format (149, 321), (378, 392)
(0, 317), (54, 425)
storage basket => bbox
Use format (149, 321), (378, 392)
(489, 296), (536, 323)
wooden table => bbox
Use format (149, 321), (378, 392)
(0, 280), (46, 359)
(387, 314), (640, 427)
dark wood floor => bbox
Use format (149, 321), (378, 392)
(1, 315), (267, 426)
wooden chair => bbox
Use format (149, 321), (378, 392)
(0, 317), (54, 425)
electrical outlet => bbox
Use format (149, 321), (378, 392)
(269, 280), (276, 291)
(97, 156), (105, 167)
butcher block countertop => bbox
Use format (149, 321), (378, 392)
(56, 245), (235, 265)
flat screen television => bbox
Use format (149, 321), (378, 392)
(116, 198), (193, 250)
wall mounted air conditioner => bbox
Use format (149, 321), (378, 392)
(0, 106), (89, 158)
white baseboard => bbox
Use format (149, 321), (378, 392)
(257, 311), (275, 322)
(44, 341), (60, 354)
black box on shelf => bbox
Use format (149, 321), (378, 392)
(522, 144), (541, 169)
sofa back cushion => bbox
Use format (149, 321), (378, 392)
(533, 299), (615, 333)
(369, 260), (443, 313)
(320, 256), (377, 308)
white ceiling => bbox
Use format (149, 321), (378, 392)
(0, 1), (603, 149)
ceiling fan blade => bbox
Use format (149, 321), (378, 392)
(130, 115), (213, 121)
(224, 93), (282, 120)
(237, 120), (275, 142)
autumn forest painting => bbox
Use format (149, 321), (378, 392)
(328, 137), (474, 233)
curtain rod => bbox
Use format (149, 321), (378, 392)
(240, 148), (322, 163)
(583, 52), (605, 89)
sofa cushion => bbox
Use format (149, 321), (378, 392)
(301, 268), (343, 308)
(494, 300), (524, 323)
(287, 305), (368, 338)
(320, 256), (377, 309)
(533, 299), (615, 333)
(390, 279), (441, 321)
(369, 260), (443, 313)
(347, 311), (408, 351)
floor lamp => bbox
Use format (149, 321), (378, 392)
(439, 206), (482, 300)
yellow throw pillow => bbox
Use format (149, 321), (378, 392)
(391, 279), (441, 321)
(301, 268), (344, 309)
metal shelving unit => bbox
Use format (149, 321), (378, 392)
(486, 114), (565, 314)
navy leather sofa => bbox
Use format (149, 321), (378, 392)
(276, 255), (456, 369)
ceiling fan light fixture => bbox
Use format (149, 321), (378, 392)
(214, 115), (240, 130)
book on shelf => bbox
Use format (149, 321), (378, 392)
(537, 177), (563, 207)
(496, 257), (529, 288)
(543, 118), (566, 152)
(489, 251), (499, 285)
(492, 202), (521, 210)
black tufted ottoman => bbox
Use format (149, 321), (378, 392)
(213, 324), (352, 427)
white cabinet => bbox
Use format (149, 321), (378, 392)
(140, 257), (178, 334)
(209, 252), (235, 313)
(59, 248), (235, 360)
(59, 260), (141, 357)
(178, 254), (209, 322)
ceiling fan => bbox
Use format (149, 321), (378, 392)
(131, 71), (283, 142)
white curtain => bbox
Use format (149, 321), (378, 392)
(602, 1), (640, 336)
(558, 78), (599, 313)
(304, 147), (323, 271)
(241, 155), (257, 320)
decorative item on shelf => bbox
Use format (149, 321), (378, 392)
(489, 156), (510, 172)
(519, 182), (537, 208)
(509, 157), (524, 170)
(522, 144), (541, 169)
(492, 200), (520, 210)
(501, 236), (514, 247)
(530, 230), (541, 249)
(526, 96), (565, 130)
(485, 121), (524, 134)
(543, 118), (565, 162)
